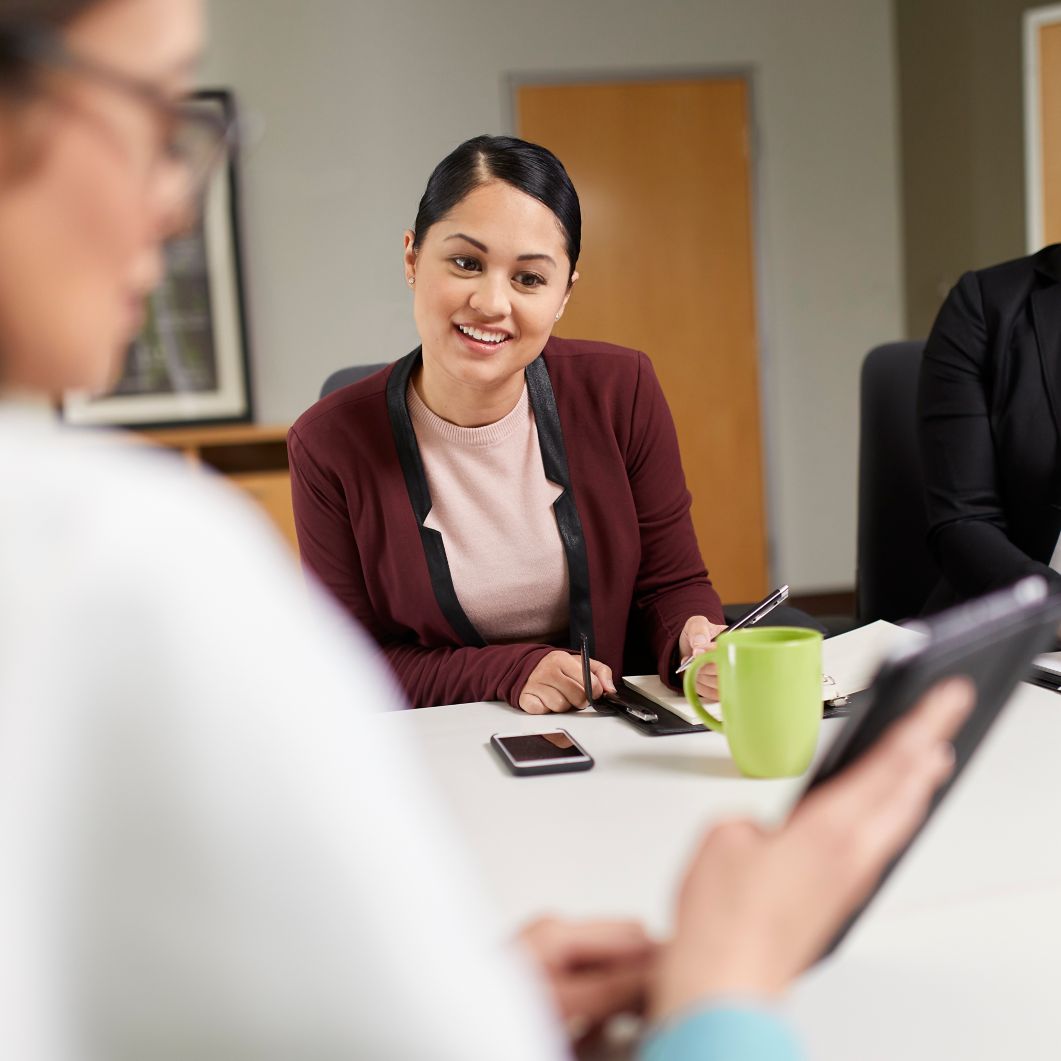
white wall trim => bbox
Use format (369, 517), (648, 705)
(1024, 4), (1061, 251)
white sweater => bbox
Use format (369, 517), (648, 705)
(0, 406), (565, 1061)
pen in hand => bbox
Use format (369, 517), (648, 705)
(581, 633), (658, 723)
(676, 584), (790, 674)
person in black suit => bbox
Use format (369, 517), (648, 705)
(919, 244), (1061, 609)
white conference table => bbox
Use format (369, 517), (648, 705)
(383, 631), (1061, 1060)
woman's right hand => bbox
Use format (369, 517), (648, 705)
(650, 677), (974, 1021)
(519, 650), (616, 713)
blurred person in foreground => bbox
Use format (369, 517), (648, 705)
(0, 1), (971, 1058)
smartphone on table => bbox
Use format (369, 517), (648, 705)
(490, 729), (594, 776)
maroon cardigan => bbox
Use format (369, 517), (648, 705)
(288, 338), (724, 708)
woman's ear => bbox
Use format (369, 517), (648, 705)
(554, 270), (578, 321)
(402, 229), (417, 286)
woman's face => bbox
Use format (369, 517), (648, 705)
(404, 180), (577, 399)
(0, 0), (203, 395)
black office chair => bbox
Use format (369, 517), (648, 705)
(855, 341), (940, 623)
(319, 362), (390, 400)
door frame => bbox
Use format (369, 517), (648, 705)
(507, 67), (778, 587)
(1024, 4), (1061, 251)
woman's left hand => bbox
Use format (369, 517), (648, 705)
(517, 916), (656, 1041)
(678, 616), (728, 699)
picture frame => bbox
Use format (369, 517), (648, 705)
(63, 89), (253, 428)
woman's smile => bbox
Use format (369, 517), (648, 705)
(454, 321), (516, 354)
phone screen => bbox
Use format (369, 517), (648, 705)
(496, 732), (587, 762)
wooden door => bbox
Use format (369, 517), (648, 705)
(517, 78), (767, 601)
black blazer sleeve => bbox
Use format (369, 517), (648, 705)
(918, 272), (1061, 598)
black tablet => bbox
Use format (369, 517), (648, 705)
(802, 576), (1061, 957)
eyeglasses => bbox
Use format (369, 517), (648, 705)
(1, 26), (234, 200)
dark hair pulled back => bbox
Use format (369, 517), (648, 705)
(411, 134), (581, 278)
(0, 0), (98, 89)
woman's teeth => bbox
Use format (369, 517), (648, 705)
(458, 324), (509, 344)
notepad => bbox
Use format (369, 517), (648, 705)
(622, 620), (925, 726)
(1033, 650), (1061, 676)
(621, 674), (715, 726)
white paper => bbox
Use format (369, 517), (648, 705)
(622, 673), (714, 725)
(1034, 650), (1061, 676)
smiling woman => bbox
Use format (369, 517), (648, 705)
(288, 134), (729, 711)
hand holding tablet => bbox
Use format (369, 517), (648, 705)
(653, 577), (1061, 1018)
(652, 676), (974, 1019)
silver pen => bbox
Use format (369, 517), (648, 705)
(676, 584), (790, 674)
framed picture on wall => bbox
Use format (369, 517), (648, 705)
(63, 89), (253, 429)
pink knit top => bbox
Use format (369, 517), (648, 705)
(407, 380), (569, 643)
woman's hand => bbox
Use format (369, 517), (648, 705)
(677, 616), (728, 699)
(519, 650), (615, 713)
(651, 677), (974, 1022)
(518, 916), (657, 1040)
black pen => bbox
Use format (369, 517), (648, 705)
(580, 634), (658, 723)
(676, 584), (790, 674)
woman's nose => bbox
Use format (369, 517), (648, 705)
(468, 272), (510, 318)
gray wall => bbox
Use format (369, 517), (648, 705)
(200, 0), (905, 594)
(896, 0), (1037, 338)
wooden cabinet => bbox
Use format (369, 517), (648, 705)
(137, 424), (299, 552)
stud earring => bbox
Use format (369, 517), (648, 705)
(407, 276), (415, 285)
(555, 311), (562, 321)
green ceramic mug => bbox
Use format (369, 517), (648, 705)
(682, 626), (823, 778)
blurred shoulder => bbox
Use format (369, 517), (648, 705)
(0, 410), (397, 694)
(0, 414), (291, 588)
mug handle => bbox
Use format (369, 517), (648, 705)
(682, 650), (724, 733)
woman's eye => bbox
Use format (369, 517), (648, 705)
(157, 121), (179, 159)
(451, 256), (481, 272)
(515, 272), (546, 288)
(157, 110), (188, 163)
(162, 132), (183, 161)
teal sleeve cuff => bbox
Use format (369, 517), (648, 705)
(640, 1004), (805, 1061)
